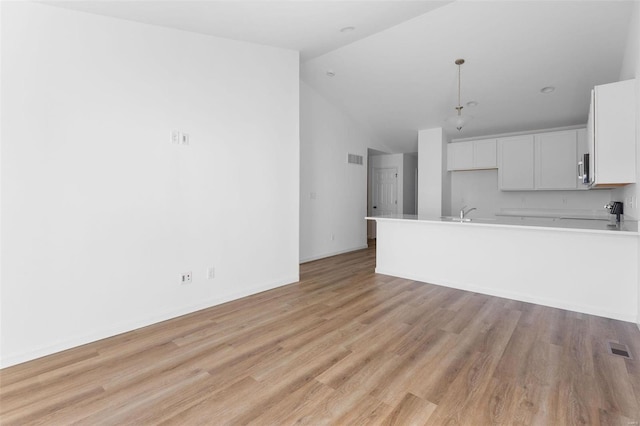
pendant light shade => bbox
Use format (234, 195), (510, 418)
(447, 58), (473, 131)
(448, 112), (473, 131)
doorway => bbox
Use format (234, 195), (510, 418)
(368, 165), (398, 240)
(372, 167), (398, 216)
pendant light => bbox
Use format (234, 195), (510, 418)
(447, 59), (472, 131)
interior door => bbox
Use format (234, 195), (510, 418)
(372, 167), (398, 216)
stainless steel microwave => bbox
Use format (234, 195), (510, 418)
(578, 153), (590, 185)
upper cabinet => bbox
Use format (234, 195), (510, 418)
(447, 138), (497, 171)
(498, 135), (535, 190)
(447, 141), (474, 170)
(498, 129), (587, 191)
(586, 79), (637, 187)
(535, 130), (579, 190)
(474, 139), (498, 169)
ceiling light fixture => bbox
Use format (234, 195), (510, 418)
(326, 70), (335, 77)
(540, 86), (555, 94)
(340, 26), (355, 33)
(447, 59), (473, 131)
(466, 101), (478, 107)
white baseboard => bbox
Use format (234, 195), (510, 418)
(300, 245), (368, 264)
(375, 268), (636, 323)
(0, 275), (298, 369)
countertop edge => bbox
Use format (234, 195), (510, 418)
(365, 216), (640, 236)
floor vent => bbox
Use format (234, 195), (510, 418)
(608, 341), (632, 359)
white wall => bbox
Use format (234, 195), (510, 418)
(619, 1), (640, 327)
(418, 128), (449, 216)
(402, 154), (418, 215)
(1, 3), (300, 367)
(450, 170), (613, 218)
(299, 81), (388, 262)
(612, 0), (640, 221)
(611, 0), (640, 326)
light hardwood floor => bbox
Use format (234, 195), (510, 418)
(2, 242), (640, 425)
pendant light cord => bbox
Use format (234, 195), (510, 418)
(457, 63), (462, 114)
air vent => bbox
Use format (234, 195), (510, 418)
(608, 341), (632, 359)
(347, 153), (363, 165)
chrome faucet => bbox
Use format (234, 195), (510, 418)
(460, 206), (477, 219)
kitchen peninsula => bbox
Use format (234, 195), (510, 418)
(367, 214), (639, 322)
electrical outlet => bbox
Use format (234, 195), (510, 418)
(331, 234), (335, 241)
(180, 132), (189, 145)
(207, 267), (215, 280)
(180, 271), (192, 285)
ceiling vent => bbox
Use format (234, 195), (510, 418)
(347, 153), (364, 165)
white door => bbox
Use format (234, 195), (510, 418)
(372, 167), (398, 216)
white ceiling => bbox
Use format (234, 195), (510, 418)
(46, 1), (451, 61)
(46, 0), (634, 153)
(302, 1), (635, 152)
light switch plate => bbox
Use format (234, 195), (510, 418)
(180, 272), (192, 285)
(180, 132), (189, 145)
(171, 130), (180, 145)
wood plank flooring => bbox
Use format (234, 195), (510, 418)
(2, 241), (640, 425)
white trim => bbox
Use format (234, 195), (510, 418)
(451, 124), (586, 143)
(0, 275), (299, 368)
(368, 215), (639, 236)
(300, 245), (368, 264)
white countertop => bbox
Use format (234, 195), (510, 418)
(366, 213), (639, 235)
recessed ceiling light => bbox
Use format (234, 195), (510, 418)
(540, 86), (555, 94)
(340, 26), (355, 33)
(326, 70), (336, 77)
(466, 101), (478, 107)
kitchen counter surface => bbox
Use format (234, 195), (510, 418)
(366, 213), (639, 235)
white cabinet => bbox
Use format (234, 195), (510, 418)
(474, 139), (498, 169)
(576, 128), (588, 191)
(447, 139), (497, 171)
(447, 142), (473, 170)
(499, 129), (589, 191)
(535, 130), (578, 190)
(498, 135), (534, 190)
(587, 79), (637, 187)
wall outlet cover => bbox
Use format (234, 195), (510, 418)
(180, 272), (192, 285)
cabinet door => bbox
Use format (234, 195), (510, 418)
(498, 135), (535, 190)
(576, 128), (589, 190)
(535, 131), (578, 190)
(593, 79), (636, 185)
(473, 139), (497, 169)
(587, 90), (595, 185)
(447, 142), (473, 171)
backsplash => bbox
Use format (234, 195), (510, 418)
(612, 184), (638, 220)
(451, 169), (615, 218)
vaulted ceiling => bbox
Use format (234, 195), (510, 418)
(47, 1), (634, 153)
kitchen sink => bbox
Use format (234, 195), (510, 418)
(440, 216), (472, 222)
